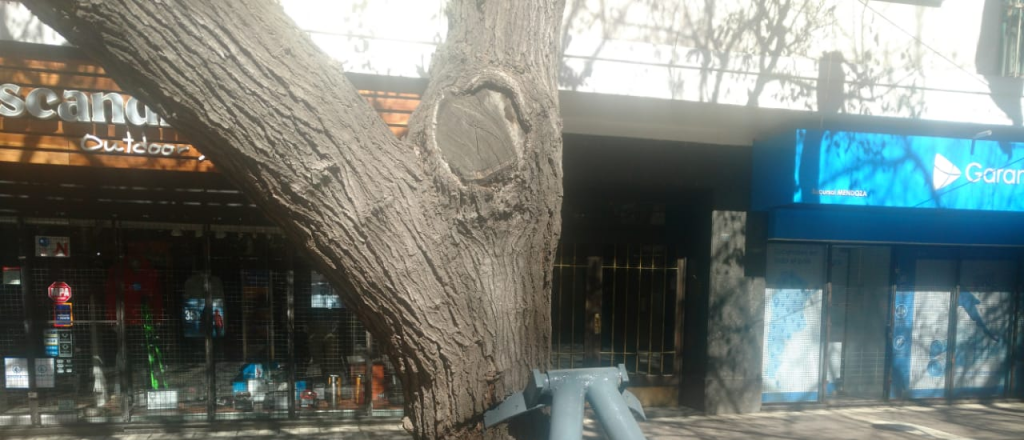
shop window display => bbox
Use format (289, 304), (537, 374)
(292, 270), (402, 415)
(0, 221), (402, 426)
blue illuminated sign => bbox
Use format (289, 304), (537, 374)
(784, 130), (1024, 212)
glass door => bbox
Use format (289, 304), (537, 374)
(889, 247), (1017, 400)
(762, 243), (825, 403)
(824, 246), (890, 402)
(1015, 255), (1024, 398)
(890, 247), (957, 399)
(951, 251), (1015, 398)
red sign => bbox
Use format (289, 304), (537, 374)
(48, 282), (72, 303)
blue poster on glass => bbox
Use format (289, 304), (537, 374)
(183, 298), (225, 338)
(762, 243), (824, 403)
(890, 291), (950, 399)
(1016, 291), (1024, 398)
(952, 290), (1010, 398)
(762, 288), (822, 402)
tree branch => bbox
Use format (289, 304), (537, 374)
(22, 0), (432, 312)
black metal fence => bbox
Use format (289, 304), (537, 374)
(551, 243), (681, 378)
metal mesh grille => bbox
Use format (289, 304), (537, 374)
(290, 267), (401, 417)
(551, 244), (586, 369)
(825, 246), (890, 402)
(115, 228), (208, 421)
(210, 233), (292, 420)
(952, 291), (1012, 396)
(0, 221), (401, 426)
(23, 223), (123, 424)
(551, 243), (679, 376)
(0, 224), (29, 424)
(761, 288), (823, 402)
(602, 244), (678, 376)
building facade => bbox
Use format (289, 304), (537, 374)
(0, 0), (1022, 427)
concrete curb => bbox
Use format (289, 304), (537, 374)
(0, 417), (406, 439)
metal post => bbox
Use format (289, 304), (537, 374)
(115, 220), (130, 422)
(946, 287), (959, 402)
(548, 380), (585, 440)
(946, 253), (962, 402)
(883, 251), (898, 401)
(674, 258), (686, 404)
(267, 239), (274, 362)
(1006, 279), (1018, 399)
(89, 255), (108, 409)
(819, 245), (832, 402)
(364, 331), (374, 415)
(587, 379), (645, 440)
(839, 249), (854, 400)
(18, 219), (39, 426)
(584, 256), (602, 367)
(204, 225), (215, 421)
(1009, 259), (1022, 398)
(286, 249), (296, 419)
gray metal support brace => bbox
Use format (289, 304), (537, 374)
(484, 364), (647, 440)
(549, 378), (586, 439)
(588, 378), (646, 440)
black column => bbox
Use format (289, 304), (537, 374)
(17, 219), (39, 425)
(115, 220), (130, 422)
(287, 248), (296, 419)
(364, 331), (374, 416)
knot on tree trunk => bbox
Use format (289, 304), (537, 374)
(430, 74), (526, 183)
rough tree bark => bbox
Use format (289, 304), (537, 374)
(23, 1), (565, 439)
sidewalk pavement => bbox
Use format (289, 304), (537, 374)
(1, 402), (1021, 439)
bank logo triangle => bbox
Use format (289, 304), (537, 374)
(933, 153), (961, 190)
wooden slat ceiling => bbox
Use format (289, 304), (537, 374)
(0, 161), (267, 224)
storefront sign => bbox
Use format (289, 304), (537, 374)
(4, 358), (55, 389)
(58, 329), (73, 358)
(36, 236), (70, 257)
(183, 298), (226, 338)
(0, 83), (169, 127)
(56, 358), (72, 375)
(44, 329), (59, 357)
(5, 357), (28, 389)
(35, 358), (54, 388)
(43, 329), (74, 358)
(80, 132), (193, 158)
(48, 281), (72, 303)
(54, 302), (73, 328)
(755, 129), (1024, 212)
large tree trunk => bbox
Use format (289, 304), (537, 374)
(24, 1), (565, 439)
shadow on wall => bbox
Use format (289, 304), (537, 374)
(800, 50), (846, 206)
(704, 211), (765, 414)
(0, 2), (66, 44)
(558, 0), (929, 117)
